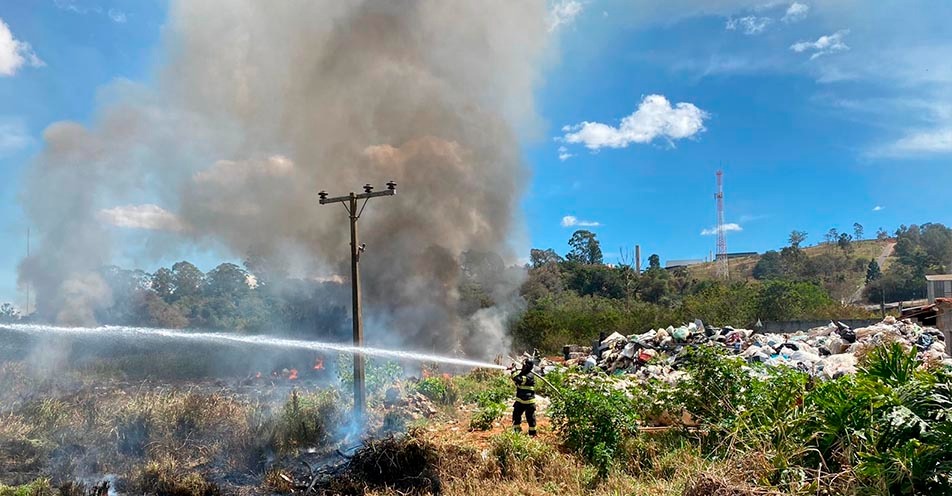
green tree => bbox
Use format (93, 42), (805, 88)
(522, 249), (563, 301)
(171, 261), (205, 300)
(788, 230), (808, 248)
(204, 263), (250, 298)
(566, 230), (603, 265)
(919, 223), (952, 272)
(752, 250), (783, 280)
(151, 267), (175, 302)
(866, 259), (882, 284)
(779, 246), (808, 278)
(680, 281), (758, 326)
(562, 262), (625, 298)
(757, 280), (836, 321)
(853, 223), (864, 240)
(826, 228), (839, 245)
(837, 232), (853, 252)
(647, 254), (661, 270)
(529, 248), (562, 268)
(876, 227), (889, 241)
(865, 263), (925, 303)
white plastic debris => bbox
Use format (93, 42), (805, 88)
(571, 317), (950, 380)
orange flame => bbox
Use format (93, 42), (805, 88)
(288, 368), (298, 380)
(313, 358), (324, 371)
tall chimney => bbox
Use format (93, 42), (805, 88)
(635, 244), (641, 273)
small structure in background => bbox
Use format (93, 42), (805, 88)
(901, 284), (952, 356)
(926, 274), (952, 302)
(665, 259), (706, 270)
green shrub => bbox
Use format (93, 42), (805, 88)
(0, 478), (55, 496)
(336, 355), (403, 395)
(415, 377), (459, 405)
(546, 370), (639, 477)
(460, 373), (512, 407)
(469, 403), (505, 431)
(277, 389), (343, 452)
(673, 345), (755, 429)
(793, 343), (952, 494)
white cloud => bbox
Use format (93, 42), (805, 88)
(561, 94), (709, 150)
(557, 145), (573, 161)
(700, 223), (742, 236)
(883, 128), (952, 155)
(0, 120), (31, 156)
(0, 18), (44, 76)
(54, 0), (100, 14)
(725, 16), (772, 35)
(55, 1), (128, 23)
(108, 9), (127, 23)
(561, 215), (600, 227)
(791, 30), (850, 60)
(548, 0), (584, 32)
(782, 2), (809, 23)
(98, 204), (185, 231)
(873, 205), (884, 212)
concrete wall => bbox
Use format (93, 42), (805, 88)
(938, 310), (952, 356)
(760, 319), (882, 333)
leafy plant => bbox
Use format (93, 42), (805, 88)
(277, 389), (343, 452)
(469, 403), (505, 431)
(336, 355), (403, 395)
(546, 370), (639, 477)
(415, 377), (459, 405)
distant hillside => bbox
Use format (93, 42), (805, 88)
(685, 239), (893, 302)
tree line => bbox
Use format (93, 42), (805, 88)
(512, 228), (874, 352)
(3, 222), (949, 355)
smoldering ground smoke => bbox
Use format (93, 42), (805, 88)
(18, 1), (549, 358)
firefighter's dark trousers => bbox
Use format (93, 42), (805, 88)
(512, 401), (537, 435)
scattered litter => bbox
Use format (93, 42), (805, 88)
(565, 318), (952, 380)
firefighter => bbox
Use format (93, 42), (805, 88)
(510, 358), (537, 436)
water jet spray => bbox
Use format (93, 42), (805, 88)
(0, 323), (506, 370)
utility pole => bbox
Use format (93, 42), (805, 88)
(318, 181), (396, 420)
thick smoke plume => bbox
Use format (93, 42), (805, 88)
(18, 1), (549, 358)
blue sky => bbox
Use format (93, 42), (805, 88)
(1, 0), (951, 305)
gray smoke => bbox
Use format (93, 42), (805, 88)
(18, 1), (549, 358)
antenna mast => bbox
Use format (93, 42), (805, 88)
(715, 170), (729, 279)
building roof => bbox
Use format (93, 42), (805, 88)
(665, 259), (705, 268)
(926, 275), (952, 281)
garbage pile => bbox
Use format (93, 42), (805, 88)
(384, 386), (438, 419)
(566, 316), (952, 379)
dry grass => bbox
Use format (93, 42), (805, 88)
(127, 455), (220, 496)
(687, 240), (889, 282)
(0, 365), (799, 496)
(0, 363), (350, 493)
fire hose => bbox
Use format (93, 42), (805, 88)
(530, 370), (564, 398)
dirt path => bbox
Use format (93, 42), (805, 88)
(849, 240), (896, 303)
